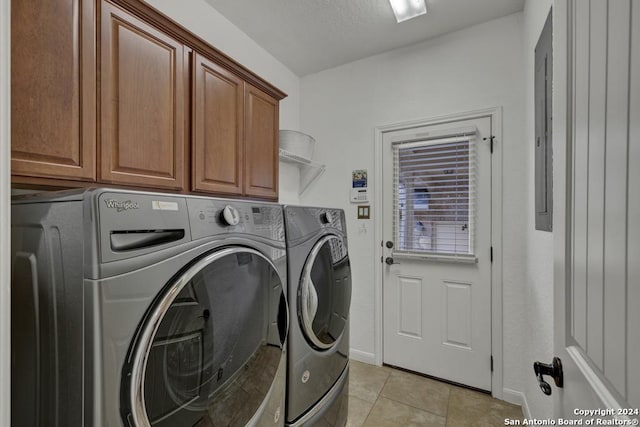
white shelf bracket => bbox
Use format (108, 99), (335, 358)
(279, 149), (326, 195)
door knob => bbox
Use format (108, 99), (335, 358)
(533, 357), (563, 395)
(385, 257), (399, 265)
(386, 241), (394, 249)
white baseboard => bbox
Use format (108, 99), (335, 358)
(503, 388), (531, 419)
(349, 349), (377, 365)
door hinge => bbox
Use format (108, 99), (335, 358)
(491, 355), (494, 372)
(381, 256), (384, 263)
(490, 246), (494, 263)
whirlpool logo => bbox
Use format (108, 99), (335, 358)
(104, 199), (139, 212)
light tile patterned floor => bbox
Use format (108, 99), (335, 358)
(347, 360), (524, 427)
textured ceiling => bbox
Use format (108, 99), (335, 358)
(204, 0), (525, 76)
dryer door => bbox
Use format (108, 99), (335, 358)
(122, 247), (288, 427)
(299, 235), (352, 351)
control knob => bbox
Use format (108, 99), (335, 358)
(220, 205), (240, 226)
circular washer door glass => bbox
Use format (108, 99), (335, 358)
(298, 235), (352, 350)
(124, 247), (288, 427)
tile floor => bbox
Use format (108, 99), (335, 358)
(347, 360), (524, 427)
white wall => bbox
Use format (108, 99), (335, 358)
(522, 0), (554, 419)
(0, 0), (10, 424)
(299, 13), (528, 396)
(144, 0), (302, 204)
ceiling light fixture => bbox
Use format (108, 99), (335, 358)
(389, 0), (427, 23)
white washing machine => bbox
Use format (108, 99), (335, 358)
(11, 188), (289, 426)
(283, 206), (351, 427)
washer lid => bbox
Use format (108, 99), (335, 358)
(298, 235), (352, 350)
(123, 247), (288, 427)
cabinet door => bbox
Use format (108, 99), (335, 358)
(100, 1), (185, 190)
(11, 0), (96, 181)
(192, 54), (244, 195)
(244, 85), (279, 199)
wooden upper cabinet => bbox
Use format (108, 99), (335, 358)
(192, 54), (244, 195)
(11, 0), (96, 181)
(11, 0), (284, 197)
(100, 1), (185, 190)
(244, 85), (279, 200)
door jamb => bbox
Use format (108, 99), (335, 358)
(373, 106), (504, 398)
(0, 0), (11, 423)
(552, 0), (570, 417)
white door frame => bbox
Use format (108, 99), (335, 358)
(373, 107), (504, 399)
(0, 0), (11, 424)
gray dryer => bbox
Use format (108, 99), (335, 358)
(283, 206), (351, 427)
(11, 188), (289, 427)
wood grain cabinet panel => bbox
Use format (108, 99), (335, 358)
(100, 1), (185, 190)
(244, 85), (279, 200)
(11, 0), (284, 198)
(11, 0), (96, 180)
(192, 54), (244, 195)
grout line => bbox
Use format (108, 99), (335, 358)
(376, 368), (449, 420)
(351, 364), (524, 426)
(379, 394), (449, 420)
(378, 369), (392, 396)
(351, 367), (391, 426)
(359, 394), (377, 427)
(445, 385), (453, 427)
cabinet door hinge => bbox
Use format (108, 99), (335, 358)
(491, 355), (494, 372)
(490, 246), (494, 263)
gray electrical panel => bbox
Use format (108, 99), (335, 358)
(535, 10), (553, 232)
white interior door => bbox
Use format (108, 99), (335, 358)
(552, 0), (639, 420)
(382, 116), (492, 391)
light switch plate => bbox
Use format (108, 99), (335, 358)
(357, 205), (370, 219)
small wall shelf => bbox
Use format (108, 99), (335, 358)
(279, 149), (325, 194)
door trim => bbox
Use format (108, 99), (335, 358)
(552, 0), (571, 417)
(373, 106), (504, 398)
(0, 0), (11, 423)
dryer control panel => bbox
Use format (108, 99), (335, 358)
(97, 191), (192, 263)
(95, 190), (285, 263)
(284, 206), (347, 243)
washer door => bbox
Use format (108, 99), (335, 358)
(123, 247), (288, 427)
(298, 235), (352, 351)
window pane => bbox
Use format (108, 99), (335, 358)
(394, 139), (475, 256)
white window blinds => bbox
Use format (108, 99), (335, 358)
(393, 132), (477, 260)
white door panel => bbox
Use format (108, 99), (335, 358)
(553, 0), (639, 419)
(382, 116), (492, 391)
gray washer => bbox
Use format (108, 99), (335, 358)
(283, 206), (351, 427)
(11, 188), (289, 427)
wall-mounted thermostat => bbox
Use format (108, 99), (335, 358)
(351, 188), (369, 203)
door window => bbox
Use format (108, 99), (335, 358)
(299, 235), (351, 350)
(393, 135), (477, 259)
(124, 248), (287, 427)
